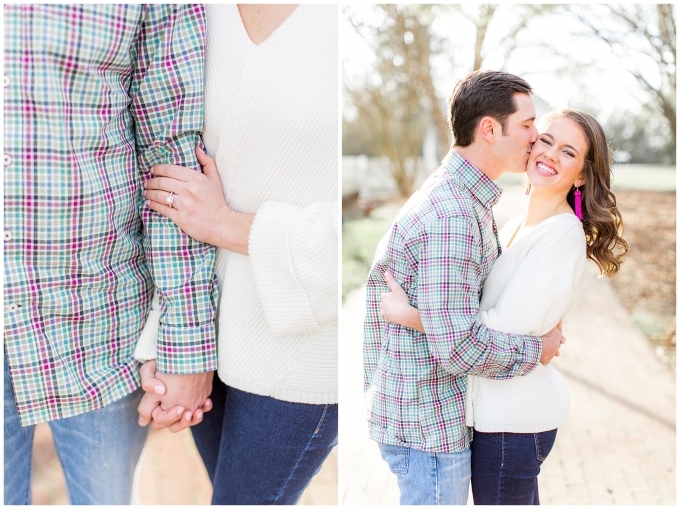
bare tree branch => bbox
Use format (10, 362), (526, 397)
(568, 4), (675, 142)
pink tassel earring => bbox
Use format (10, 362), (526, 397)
(574, 186), (583, 221)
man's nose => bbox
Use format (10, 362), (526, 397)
(530, 125), (539, 143)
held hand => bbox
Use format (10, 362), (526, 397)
(155, 369), (214, 413)
(380, 272), (412, 324)
(143, 148), (230, 246)
(539, 320), (566, 365)
(137, 360), (213, 433)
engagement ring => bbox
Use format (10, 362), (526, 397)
(166, 192), (174, 208)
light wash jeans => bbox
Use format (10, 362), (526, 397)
(378, 443), (471, 505)
(4, 356), (147, 505)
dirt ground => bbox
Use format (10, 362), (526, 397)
(607, 189), (676, 370)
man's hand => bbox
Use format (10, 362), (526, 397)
(539, 320), (566, 365)
(381, 272), (413, 324)
(137, 360), (214, 433)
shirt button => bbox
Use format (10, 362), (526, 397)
(3, 75), (9, 87)
(8, 304), (19, 313)
(4, 230), (12, 242)
(4, 154), (11, 167)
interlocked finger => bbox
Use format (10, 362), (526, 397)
(149, 404), (185, 430)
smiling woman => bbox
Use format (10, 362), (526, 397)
(531, 110), (629, 275)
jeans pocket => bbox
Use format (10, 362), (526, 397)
(378, 444), (410, 475)
(534, 429), (558, 461)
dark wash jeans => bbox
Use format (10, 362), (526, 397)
(471, 429), (558, 505)
(191, 375), (338, 505)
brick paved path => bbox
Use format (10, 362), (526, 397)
(340, 186), (676, 505)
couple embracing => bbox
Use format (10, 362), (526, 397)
(364, 70), (628, 505)
(5, 4), (337, 505)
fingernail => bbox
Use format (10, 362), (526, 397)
(196, 410), (203, 420)
(145, 200), (150, 206)
(143, 181), (147, 189)
(143, 190), (147, 197)
(185, 412), (192, 421)
(151, 167), (155, 175)
(197, 146), (205, 153)
(177, 407), (184, 416)
(154, 385), (165, 395)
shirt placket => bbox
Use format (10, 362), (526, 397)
(4, 11), (21, 343)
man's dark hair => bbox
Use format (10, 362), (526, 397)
(448, 70), (532, 147)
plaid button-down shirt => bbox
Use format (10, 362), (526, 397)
(364, 150), (542, 453)
(4, 4), (218, 426)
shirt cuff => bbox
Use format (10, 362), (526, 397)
(154, 270), (219, 374)
(513, 334), (543, 376)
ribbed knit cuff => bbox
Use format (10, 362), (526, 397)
(249, 201), (321, 336)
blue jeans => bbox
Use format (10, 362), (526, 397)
(470, 429), (558, 505)
(191, 376), (338, 505)
(4, 357), (147, 505)
(377, 443), (471, 505)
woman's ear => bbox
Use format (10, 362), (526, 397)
(574, 176), (586, 188)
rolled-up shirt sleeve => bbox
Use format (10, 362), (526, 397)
(130, 4), (218, 374)
(418, 215), (542, 379)
(249, 200), (338, 337)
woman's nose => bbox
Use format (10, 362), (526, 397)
(545, 144), (559, 160)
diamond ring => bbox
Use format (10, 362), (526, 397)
(166, 192), (174, 208)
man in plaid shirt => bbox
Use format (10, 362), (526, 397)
(4, 5), (216, 504)
(364, 70), (566, 505)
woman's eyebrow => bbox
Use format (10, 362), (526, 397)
(541, 132), (580, 154)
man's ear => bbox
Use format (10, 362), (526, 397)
(478, 116), (498, 143)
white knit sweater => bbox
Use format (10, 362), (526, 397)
(465, 213), (586, 433)
(135, 4), (338, 404)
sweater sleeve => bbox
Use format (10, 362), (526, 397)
(480, 222), (586, 338)
(480, 254), (574, 337)
(248, 199), (339, 337)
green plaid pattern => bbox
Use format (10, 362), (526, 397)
(363, 150), (543, 453)
(4, 4), (218, 426)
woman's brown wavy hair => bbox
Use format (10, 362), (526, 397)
(540, 109), (629, 276)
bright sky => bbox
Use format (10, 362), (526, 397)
(342, 4), (666, 124)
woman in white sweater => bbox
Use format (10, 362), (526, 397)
(138, 4), (338, 504)
(381, 109), (627, 504)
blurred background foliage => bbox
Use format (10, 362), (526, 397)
(343, 4), (675, 196)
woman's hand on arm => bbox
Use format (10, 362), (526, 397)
(144, 148), (254, 255)
(380, 272), (425, 333)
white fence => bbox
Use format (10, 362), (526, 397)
(342, 155), (440, 198)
